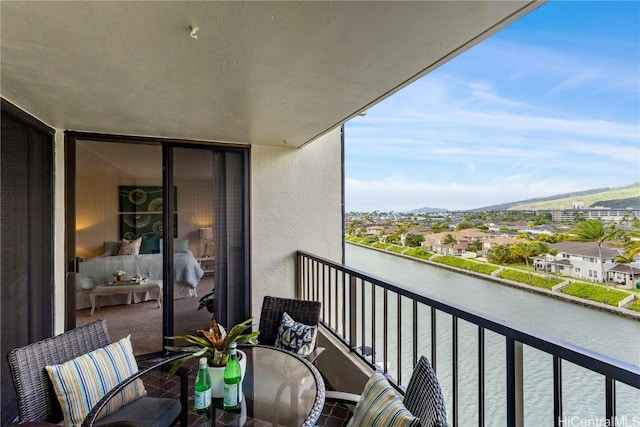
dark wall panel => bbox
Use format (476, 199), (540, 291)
(1, 101), (54, 426)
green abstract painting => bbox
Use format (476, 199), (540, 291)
(118, 186), (177, 239)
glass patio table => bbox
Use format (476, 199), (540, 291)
(199, 345), (326, 427)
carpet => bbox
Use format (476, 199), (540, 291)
(76, 276), (215, 355)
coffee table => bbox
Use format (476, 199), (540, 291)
(89, 280), (162, 316)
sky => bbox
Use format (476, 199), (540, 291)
(344, 1), (640, 212)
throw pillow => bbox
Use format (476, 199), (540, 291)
(139, 234), (160, 255)
(46, 336), (147, 426)
(347, 373), (419, 427)
(274, 311), (318, 356)
(102, 241), (121, 257)
(118, 237), (142, 256)
(158, 238), (189, 253)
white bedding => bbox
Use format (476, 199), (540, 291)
(75, 251), (204, 309)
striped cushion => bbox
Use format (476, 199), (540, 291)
(45, 336), (146, 426)
(347, 373), (419, 427)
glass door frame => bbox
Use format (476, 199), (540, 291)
(65, 132), (251, 353)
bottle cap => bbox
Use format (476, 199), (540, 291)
(199, 357), (208, 366)
(229, 341), (237, 349)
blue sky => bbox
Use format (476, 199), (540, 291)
(344, 1), (640, 212)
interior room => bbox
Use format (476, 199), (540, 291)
(73, 140), (234, 354)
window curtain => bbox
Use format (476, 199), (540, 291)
(1, 101), (54, 425)
(213, 151), (249, 327)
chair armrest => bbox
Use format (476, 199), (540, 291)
(305, 347), (325, 364)
(81, 353), (190, 427)
(324, 390), (361, 405)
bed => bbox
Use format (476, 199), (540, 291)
(75, 241), (204, 309)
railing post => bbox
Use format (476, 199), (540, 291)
(349, 275), (358, 350)
(553, 356), (562, 427)
(506, 338), (524, 427)
(605, 376), (616, 424)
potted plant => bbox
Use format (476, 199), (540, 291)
(197, 289), (215, 315)
(165, 317), (259, 398)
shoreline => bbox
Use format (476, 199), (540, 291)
(347, 241), (640, 321)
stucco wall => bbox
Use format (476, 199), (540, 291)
(250, 128), (344, 320)
(51, 127), (343, 332)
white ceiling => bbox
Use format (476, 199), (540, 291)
(1, 1), (542, 148)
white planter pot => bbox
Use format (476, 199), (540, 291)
(207, 349), (247, 399)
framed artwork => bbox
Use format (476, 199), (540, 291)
(119, 186), (177, 239)
(119, 186), (176, 213)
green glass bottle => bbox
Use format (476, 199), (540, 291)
(194, 357), (211, 416)
(223, 342), (241, 411)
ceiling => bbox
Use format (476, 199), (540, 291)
(1, 1), (542, 148)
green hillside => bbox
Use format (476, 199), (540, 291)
(508, 184), (640, 210)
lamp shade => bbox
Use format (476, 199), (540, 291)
(199, 227), (213, 240)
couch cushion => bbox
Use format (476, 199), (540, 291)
(95, 396), (181, 427)
(45, 336), (146, 426)
(347, 372), (418, 427)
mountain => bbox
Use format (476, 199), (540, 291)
(470, 183), (640, 211)
(411, 206), (448, 213)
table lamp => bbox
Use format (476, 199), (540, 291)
(199, 227), (213, 258)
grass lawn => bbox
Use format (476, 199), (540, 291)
(561, 282), (630, 307)
(626, 299), (640, 312)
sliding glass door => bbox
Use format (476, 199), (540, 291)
(69, 134), (249, 355)
(74, 140), (164, 354)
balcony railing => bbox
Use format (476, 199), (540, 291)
(296, 250), (640, 427)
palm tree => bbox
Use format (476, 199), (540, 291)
(377, 228), (387, 243)
(567, 219), (620, 288)
(469, 238), (483, 254)
(623, 230), (640, 259)
(510, 242), (538, 281)
(442, 233), (457, 255)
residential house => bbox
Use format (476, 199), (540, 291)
(607, 264), (640, 289)
(481, 235), (524, 256)
(422, 229), (494, 255)
(534, 242), (620, 283)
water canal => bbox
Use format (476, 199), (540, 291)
(345, 243), (640, 425)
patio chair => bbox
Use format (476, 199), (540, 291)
(258, 296), (324, 363)
(324, 356), (448, 427)
(6, 319), (189, 427)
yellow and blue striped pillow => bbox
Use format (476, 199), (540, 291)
(347, 372), (419, 427)
(45, 335), (146, 426)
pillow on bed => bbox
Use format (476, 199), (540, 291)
(102, 241), (121, 257)
(140, 234), (161, 254)
(118, 238), (142, 255)
(159, 238), (189, 253)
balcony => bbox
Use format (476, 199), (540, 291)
(297, 251), (640, 426)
